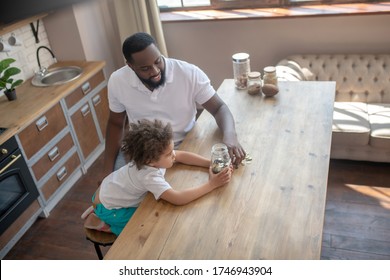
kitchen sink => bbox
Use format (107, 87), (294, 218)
(31, 66), (83, 87)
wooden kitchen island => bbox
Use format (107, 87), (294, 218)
(104, 80), (336, 260)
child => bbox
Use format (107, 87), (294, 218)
(82, 119), (233, 236)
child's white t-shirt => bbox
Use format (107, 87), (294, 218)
(99, 163), (172, 209)
(108, 57), (216, 144)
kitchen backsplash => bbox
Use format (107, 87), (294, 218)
(0, 20), (55, 96)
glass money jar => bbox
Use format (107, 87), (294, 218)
(211, 143), (231, 174)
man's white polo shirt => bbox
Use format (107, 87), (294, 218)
(108, 57), (216, 144)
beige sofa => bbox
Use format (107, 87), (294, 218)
(276, 54), (390, 162)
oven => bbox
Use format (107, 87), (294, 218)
(0, 134), (39, 235)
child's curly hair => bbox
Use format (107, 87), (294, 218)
(121, 119), (173, 170)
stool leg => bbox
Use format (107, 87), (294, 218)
(94, 243), (104, 260)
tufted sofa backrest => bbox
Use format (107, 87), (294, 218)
(281, 54), (390, 103)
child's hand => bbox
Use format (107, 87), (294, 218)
(208, 164), (233, 189)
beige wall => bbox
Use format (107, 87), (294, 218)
(40, 0), (390, 89)
(162, 14), (390, 88)
(0, 19), (54, 97)
(44, 0), (123, 79)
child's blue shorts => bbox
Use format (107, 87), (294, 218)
(93, 194), (137, 236)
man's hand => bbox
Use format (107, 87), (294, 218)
(223, 133), (246, 167)
(202, 94), (246, 166)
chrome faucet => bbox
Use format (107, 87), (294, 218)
(36, 46), (57, 76)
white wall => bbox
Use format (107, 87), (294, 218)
(0, 21), (54, 96)
(162, 14), (390, 88)
(0, 0), (123, 98)
(44, 0), (123, 79)
(3, 1), (390, 96)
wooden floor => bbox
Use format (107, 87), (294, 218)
(3, 155), (390, 260)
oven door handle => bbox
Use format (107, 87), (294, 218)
(0, 154), (21, 175)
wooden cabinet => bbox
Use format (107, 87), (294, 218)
(18, 103), (67, 160)
(71, 102), (100, 160)
(15, 68), (108, 212)
(65, 70), (108, 167)
(65, 71), (105, 108)
(0, 61), (107, 258)
(40, 152), (80, 201)
(17, 101), (82, 210)
(31, 133), (75, 181)
(92, 87), (109, 139)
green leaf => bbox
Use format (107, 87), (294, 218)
(0, 58), (22, 91)
(11, 79), (23, 89)
(0, 58), (16, 74)
(4, 67), (21, 77)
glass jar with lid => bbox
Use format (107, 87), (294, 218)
(263, 66), (278, 86)
(247, 71), (262, 95)
(232, 53), (250, 89)
(211, 143), (231, 174)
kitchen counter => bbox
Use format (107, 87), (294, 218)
(0, 60), (108, 258)
(0, 60), (105, 145)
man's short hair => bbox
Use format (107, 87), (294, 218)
(122, 32), (156, 63)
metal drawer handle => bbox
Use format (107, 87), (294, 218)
(81, 104), (90, 117)
(48, 146), (60, 162)
(81, 82), (91, 95)
(92, 95), (101, 106)
(0, 154), (21, 175)
(56, 166), (67, 182)
(36, 116), (49, 131)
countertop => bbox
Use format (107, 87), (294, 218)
(0, 60), (106, 145)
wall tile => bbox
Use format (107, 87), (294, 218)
(0, 20), (54, 96)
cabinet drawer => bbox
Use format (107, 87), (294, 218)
(92, 87), (109, 139)
(71, 102), (100, 159)
(31, 133), (75, 181)
(65, 70), (105, 109)
(18, 103), (67, 159)
(40, 152), (80, 201)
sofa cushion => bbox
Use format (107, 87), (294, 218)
(276, 65), (303, 81)
(332, 102), (370, 146)
(276, 59), (308, 81)
(367, 103), (390, 149)
(276, 54), (390, 103)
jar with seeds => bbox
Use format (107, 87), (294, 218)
(232, 53), (250, 89)
(247, 71), (262, 95)
(263, 66), (278, 87)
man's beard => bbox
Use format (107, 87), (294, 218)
(138, 69), (166, 90)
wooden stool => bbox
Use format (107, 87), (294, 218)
(84, 227), (117, 260)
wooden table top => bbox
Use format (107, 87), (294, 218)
(104, 80), (336, 260)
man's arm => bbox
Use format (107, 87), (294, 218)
(101, 110), (127, 181)
(202, 94), (245, 166)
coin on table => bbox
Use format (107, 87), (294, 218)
(241, 153), (252, 165)
(245, 154), (252, 161)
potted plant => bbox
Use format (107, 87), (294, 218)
(0, 58), (24, 101)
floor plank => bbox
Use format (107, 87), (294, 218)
(321, 246), (390, 260)
(328, 235), (390, 257)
